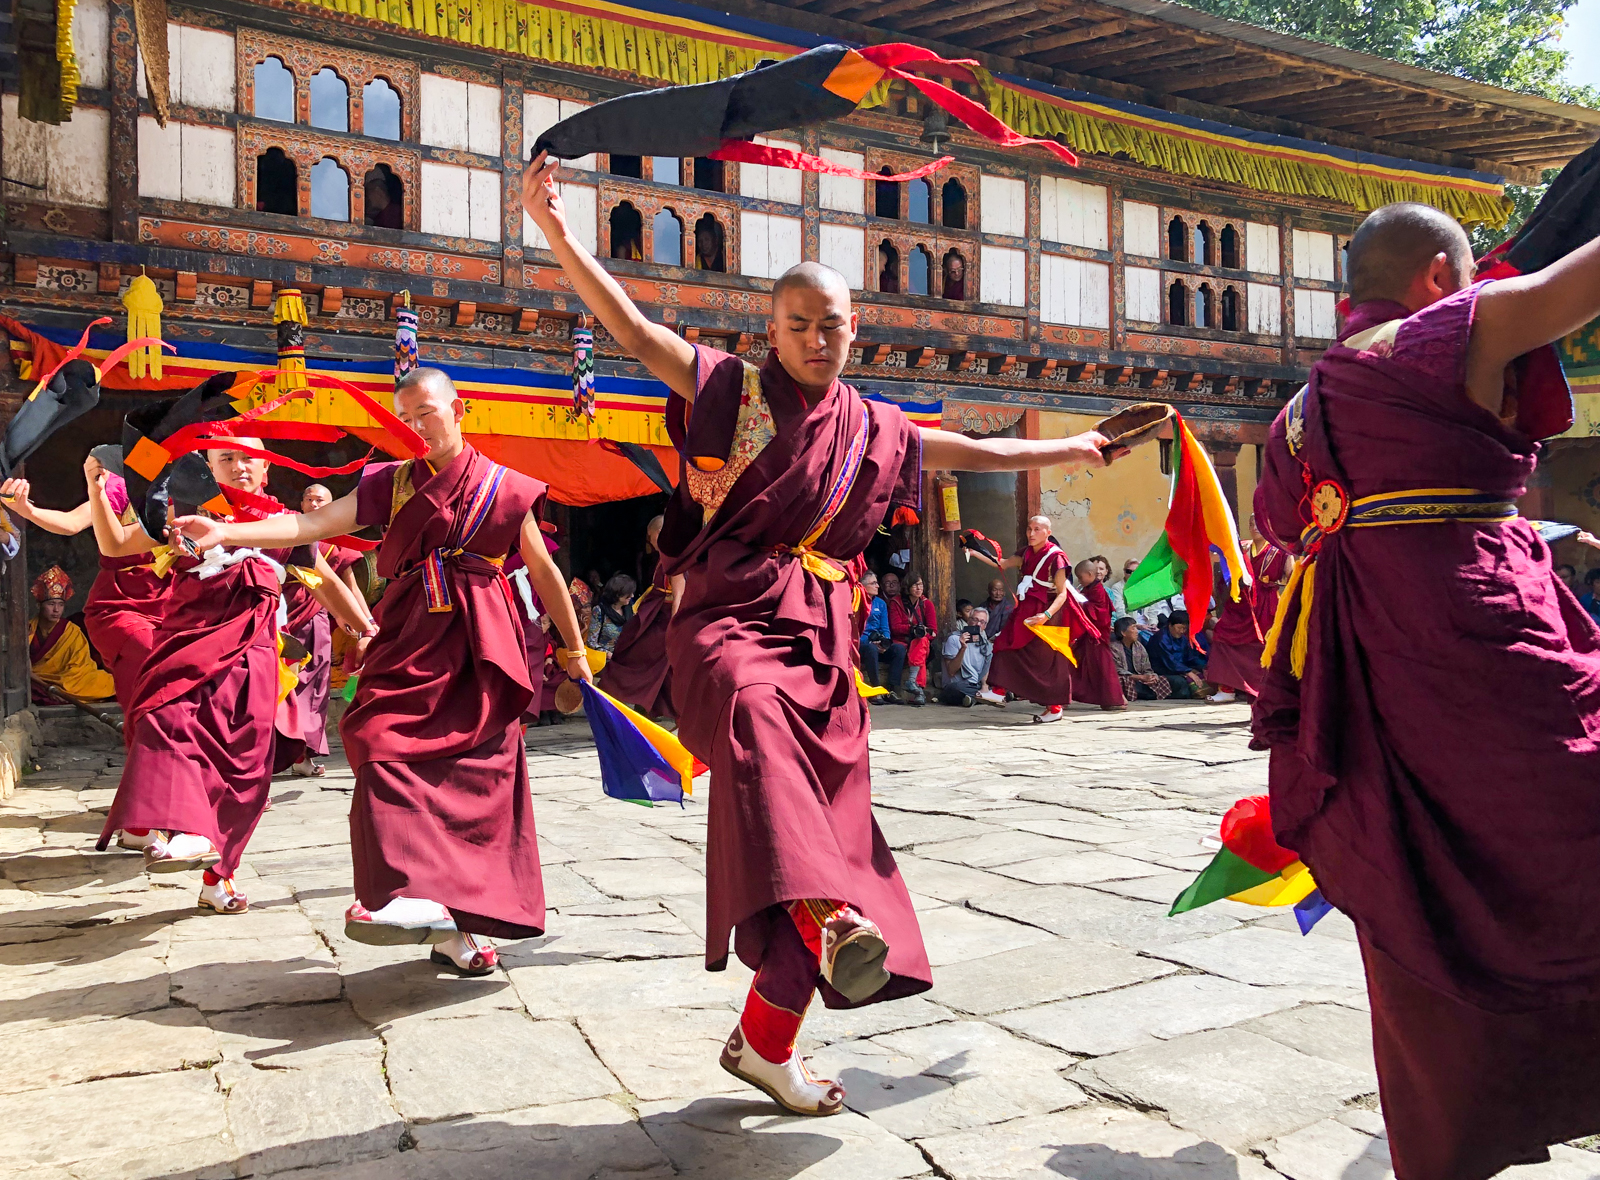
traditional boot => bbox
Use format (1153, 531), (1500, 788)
(719, 1020), (844, 1116)
(144, 832), (221, 874)
(344, 897), (458, 945)
(431, 932), (498, 976)
(819, 908), (891, 1002)
(197, 873), (248, 914)
(117, 828), (163, 852)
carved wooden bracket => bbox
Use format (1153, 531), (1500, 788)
(98, 262), (121, 295)
(13, 258), (39, 287)
(454, 302), (477, 329)
(517, 308), (540, 333)
(175, 271), (198, 303)
(319, 286), (343, 317)
(250, 280), (274, 309)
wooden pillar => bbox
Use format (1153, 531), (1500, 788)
(1209, 441), (1241, 521)
(108, 0), (139, 243)
(1015, 408), (1042, 550)
(501, 70), (525, 290)
(911, 472), (958, 633)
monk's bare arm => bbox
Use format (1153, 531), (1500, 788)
(306, 550), (371, 634)
(339, 567), (374, 630)
(85, 474), (142, 556)
(669, 573), (685, 616)
(0, 479), (91, 535)
(174, 493), (359, 550)
(920, 429), (1115, 473)
(1030, 569), (1072, 626)
(1468, 236), (1600, 413)
(519, 513), (594, 684)
(521, 154), (697, 399)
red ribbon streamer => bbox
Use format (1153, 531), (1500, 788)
(711, 139), (953, 182)
(201, 437), (372, 478)
(28, 317), (110, 391)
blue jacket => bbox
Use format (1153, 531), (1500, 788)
(863, 596), (890, 643)
(1149, 626), (1208, 675)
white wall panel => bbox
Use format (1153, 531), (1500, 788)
(819, 222), (865, 289)
(468, 167), (500, 241)
(467, 83), (501, 156)
(740, 210), (770, 278)
(178, 27), (235, 110)
(1292, 229), (1335, 280)
(73, 0), (109, 90)
(980, 244), (1025, 306)
(420, 75), (469, 150)
(739, 137), (802, 204)
(1247, 282), (1282, 335)
(980, 175), (1026, 236)
(179, 123), (233, 207)
(1246, 222), (1280, 275)
(136, 114), (182, 200)
(1040, 255), (1109, 327)
(1124, 201), (1161, 258)
(819, 147), (864, 213)
(1294, 287), (1337, 338)
(420, 161), (469, 236)
(1125, 266), (1162, 323)
(523, 95), (595, 171)
(1040, 177), (1107, 249)
(769, 213), (802, 273)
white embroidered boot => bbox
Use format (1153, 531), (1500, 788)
(344, 897), (459, 945)
(431, 932), (498, 976)
(719, 1021), (845, 1116)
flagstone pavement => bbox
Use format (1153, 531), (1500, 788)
(1, 700), (1596, 1180)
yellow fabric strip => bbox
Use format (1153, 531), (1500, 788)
(1227, 860), (1318, 907)
(1026, 620), (1078, 666)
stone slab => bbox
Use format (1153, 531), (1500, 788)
(1264, 1117), (1393, 1180)
(168, 933), (341, 1012)
(226, 1057), (403, 1174)
(893, 855), (1033, 904)
(968, 883), (1238, 949)
(579, 1006), (744, 1101)
(566, 856), (706, 900)
(384, 1011), (620, 1121)
(918, 830), (1090, 869)
(400, 1097), (675, 1180)
(915, 903), (1055, 967)
(500, 909), (701, 966)
(507, 955), (750, 1020)
(1149, 926), (1368, 990)
(1240, 1004), (1378, 1085)
(0, 1006), (218, 1095)
(209, 1001), (384, 1069)
(928, 936), (1177, 1017)
(993, 851), (1171, 886)
(0, 1069), (227, 1170)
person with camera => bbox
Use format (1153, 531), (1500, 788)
(888, 573), (936, 706)
(940, 606), (995, 707)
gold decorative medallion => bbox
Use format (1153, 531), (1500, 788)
(1309, 480), (1349, 534)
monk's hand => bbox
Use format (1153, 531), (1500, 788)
(566, 650), (594, 685)
(1026, 612), (1049, 627)
(0, 478), (31, 510)
(1073, 430), (1126, 468)
(521, 152), (568, 240)
(171, 514), (228, 551)
(82, 454), (104, 489)
(1579, 530), (1600, 551)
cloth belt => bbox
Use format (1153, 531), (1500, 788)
(775, 405), (870, 585)
(1268, 488), (1516, 680)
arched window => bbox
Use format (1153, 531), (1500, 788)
(609, 154), (643, 178)
(609, 202), (643, 261)
(363, 78), (401, 141)
(875, 168), (901, 220)
(1167, 216), (1188, 263)
(693, 214), (725, 272)
(878, 241), (900, 293)
(1220, 224), (1240, 269)
(253, 57), (294, 123)
(1194, 221), (1213, 267)
(309, 68), (349, 133)
(651, 208), (683, 265)
(941, 178), (967, 229)
(255, 147), (297, 215)
(362, 164), (403, 229)
(909, 246), (931, 295)
(941, 250), (966, 300)
(1167, 279), (1188, 326)
(1221, 286), (1240, 331)
(693, 158), (725, 193)
(909, 178), (932, 224)
(1195, 282), (1214, 328)
(309, 157), (349, 221)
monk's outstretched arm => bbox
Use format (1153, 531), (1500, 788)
(1469, 236), (1600, 413)
(519, 512), (594, 683)
(174, 493), (359, 551)
(521, 153), (697, 399)
(306, 549), (372, 635)
(84, 462), (145, 555)
(0, 478), (91, 535)
(920, 428), (1115, 474)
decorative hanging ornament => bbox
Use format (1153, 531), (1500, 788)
(273, 288), (308, 393)
(572, 315), (596, 421)
(393, 290), (418, 383)
(121, 271), (164, 381)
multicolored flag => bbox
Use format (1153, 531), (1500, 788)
(579, 682), (705, 807)
(1169, 795), (1332, 934)
(1122, 411), (1250, 626)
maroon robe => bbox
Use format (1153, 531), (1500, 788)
(602, 562), (674, 718)
(1067, 580), (1121, 707)
(1206, 543), (1289, 697)
(659, 346), (930, 1008)
(504, 542), (564, 722)
(342, 446), (546, 939)
(82, 476), (168, 722)
(988, 544), (1091, 707)
(280, 541), (362, 762)
(1254, 286), (1600, 1179)
(98, 540), (305, 874)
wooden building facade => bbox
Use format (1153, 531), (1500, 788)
(0, 0), (1595, 687)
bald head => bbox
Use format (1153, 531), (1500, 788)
(767, 262), (856, 399)
(394, 367), (466, 465)
(207, 437), (269, 495)
(301, 483), (332, 512)
(771, 261), (850, 307)
(1347, 203), (1473, 308)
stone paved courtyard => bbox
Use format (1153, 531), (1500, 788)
(1, 701), (1597, 1179)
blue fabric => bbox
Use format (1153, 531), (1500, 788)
(579, 682), (684, 807)
(1149, 627), (1208, 675)
(863, 597), (890, 643)
(1295, 889), (1334, 935)
(1582, 592), (1600, 624)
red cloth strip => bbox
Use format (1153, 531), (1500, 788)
(711, 139), (952, 181)
(30, 317), (111, 389)
(202, 438), (372, 478)
(293, 372), (428, 458)
(220, 485), (288, 520)
(200, 421), (347, 443)
(97, 336), (175, 376)
(896, 71), (1078, 166)
(327, 533), (380, 552)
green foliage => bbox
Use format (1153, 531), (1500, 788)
(1470, 168), (1559, 255)
(1174, 0), (1598, 107)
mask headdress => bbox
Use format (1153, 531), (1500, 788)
(31, 565), (71, 602)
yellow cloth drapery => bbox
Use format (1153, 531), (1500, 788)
(30, 619), (115, 701)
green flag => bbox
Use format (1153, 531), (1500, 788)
(1169, 846), (1276, 916)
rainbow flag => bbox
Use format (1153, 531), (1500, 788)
(1170, 795), (1332, 934)
(1123, 411), (1249, 623)
(580, 682), (704, 807)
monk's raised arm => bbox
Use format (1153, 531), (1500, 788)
(306, 548), (372, 635)
(519, 511), (594, 684)
(521, 153), (697, 400)
(1469, 236), (1600, 412)
(173, 491), (359, 551)
(0, 478), (91, 536)
(919, 427), (1116, 474)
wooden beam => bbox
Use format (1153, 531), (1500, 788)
(1051, 33), (1173, 71)
(1164, 63), (1285, 91)
(1362, 110), (1483, 137)
(1192, 73), (1338, 106)
(985, 17), (1126, 56)
(852, 0), (940, 20)
(900, 0), (1017, 28)
(909, 0), (1039, 34)
(1118, 51), (1244, 85)
(807, 0), (868, 16)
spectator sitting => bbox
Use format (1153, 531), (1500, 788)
(1147, 610), (1208, 697)
(982, 578), (1014, 640)
(941, 606), (995, 707)
(1111, 617), (1171, 701)
(858, 571), (906, 704)
(587, 572), (636, 654)
(888, 573), (936, 706)
(1556, 563), (1578, 595)
(955, 597), (974, 625)
(1582, 570), (1600, 624)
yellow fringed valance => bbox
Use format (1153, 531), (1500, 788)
(303, 0), (1505, 223)
(56, 0), (80, 116)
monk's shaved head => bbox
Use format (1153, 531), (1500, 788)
(1347, 203), (1473, 306)
(394, 367), (466, 465)
(395, 366), (457, 406)
(771, 262), (850, 307)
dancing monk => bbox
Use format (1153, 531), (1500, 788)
(176, 370), (591, 975)
(1205, 518), (1288, 703)
(1253, 203), (1600, 1179)
(524, 151), (1118, 1115)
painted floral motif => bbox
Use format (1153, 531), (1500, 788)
(684, 362), (775, 524)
